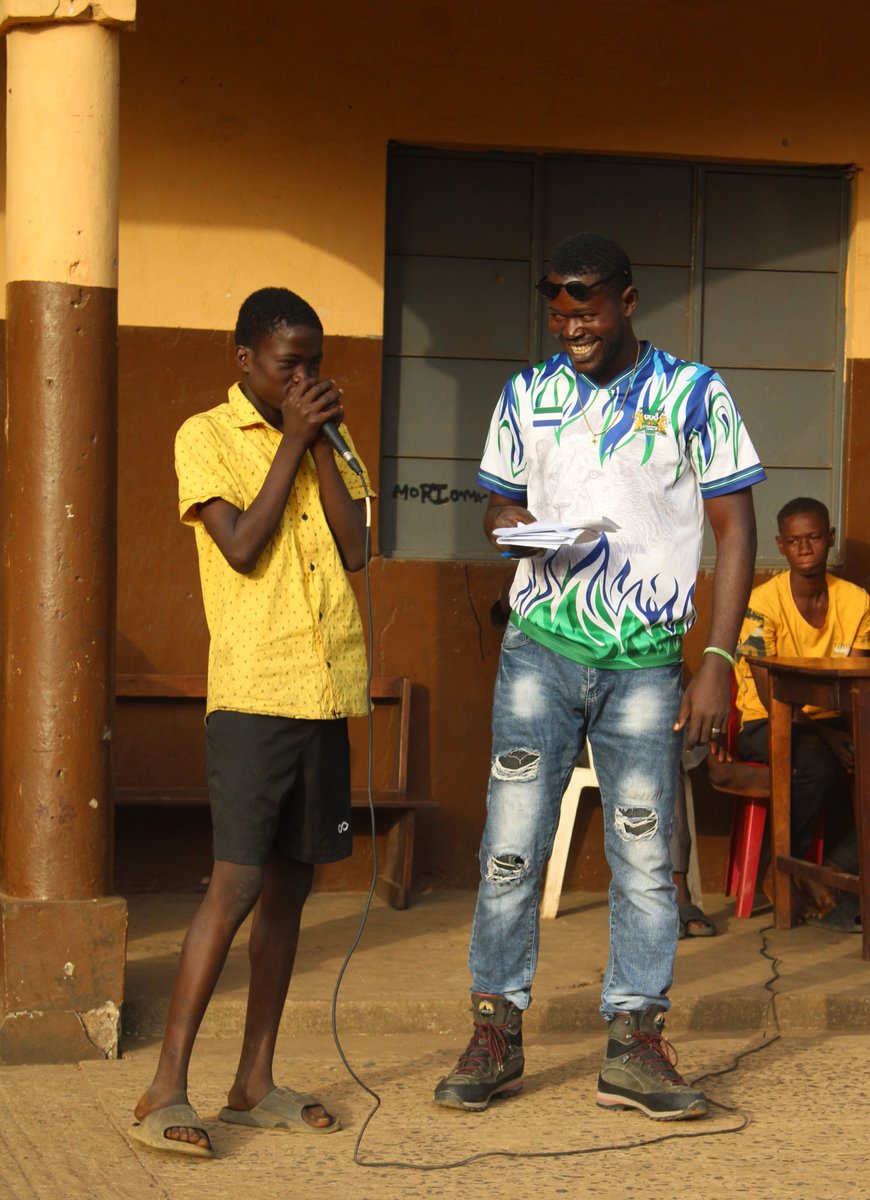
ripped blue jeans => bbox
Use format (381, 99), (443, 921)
(468, 623), (683, 1017)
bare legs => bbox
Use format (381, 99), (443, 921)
(226, 857), (332, 1126)
(673, 871), (692, 910)
(134, 853), (329, 1149)
(673, 871), (716, 936)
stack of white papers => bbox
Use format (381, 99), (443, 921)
(493, 517), (620, 551)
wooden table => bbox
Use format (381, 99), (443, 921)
(759, 656), (870, 959)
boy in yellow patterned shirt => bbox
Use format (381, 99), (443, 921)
(735, 497), (870, 925)
(129, 288), (372, 1159)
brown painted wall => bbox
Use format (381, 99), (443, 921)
(1, 315), (865, 892)
(110, 321), (870, 894)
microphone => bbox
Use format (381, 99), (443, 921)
(322, 420), (364, 476)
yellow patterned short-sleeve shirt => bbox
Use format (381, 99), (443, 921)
(735, 571), (870, 725)
(175, 383), (373, 720)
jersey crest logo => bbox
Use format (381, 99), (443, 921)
(633, 411), (668, 435)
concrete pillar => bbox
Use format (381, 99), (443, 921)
(0, 2), (136, 1064)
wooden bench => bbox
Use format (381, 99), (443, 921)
(114, 673), (435, 909)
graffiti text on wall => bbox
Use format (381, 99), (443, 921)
(391, 483), (489, 506)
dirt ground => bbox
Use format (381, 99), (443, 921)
(3, 889), (870, 1199)
(1, 1028), (869, 1200)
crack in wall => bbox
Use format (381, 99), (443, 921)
(463, 564), (484, 660)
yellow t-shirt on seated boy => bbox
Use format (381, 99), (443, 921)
(735, 571), (870, 725)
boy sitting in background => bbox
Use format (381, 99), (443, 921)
(734, 497), (869, 928)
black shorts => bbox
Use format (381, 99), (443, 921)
(206, 711), (353, 866)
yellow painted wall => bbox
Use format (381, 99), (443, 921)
(3, 0), (870, 348)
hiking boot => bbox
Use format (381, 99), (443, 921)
(596, 1005), (707, 1120)
(433, 993), (524, 1111)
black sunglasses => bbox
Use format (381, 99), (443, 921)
(535, 269), (629, 301)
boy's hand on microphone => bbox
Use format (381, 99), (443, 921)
(281, 377), (344, 448)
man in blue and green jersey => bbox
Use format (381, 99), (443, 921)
(434, 232), (764, 1122)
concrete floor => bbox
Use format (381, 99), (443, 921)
(2, 889), (870, 1198)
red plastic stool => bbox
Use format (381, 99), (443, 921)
(724, 795), (824, 918)
(724, 792), (769, 918)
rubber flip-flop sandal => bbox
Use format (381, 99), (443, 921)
(815, 897), (862, 933)
(219, 1086), (340, 1134)
(127, 1103), (214, 1158)
(679, 902), (717, 938)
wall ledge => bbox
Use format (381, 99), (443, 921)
(0, 1), (135, 34)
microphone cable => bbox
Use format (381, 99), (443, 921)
(328, 486), (386, 1152)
